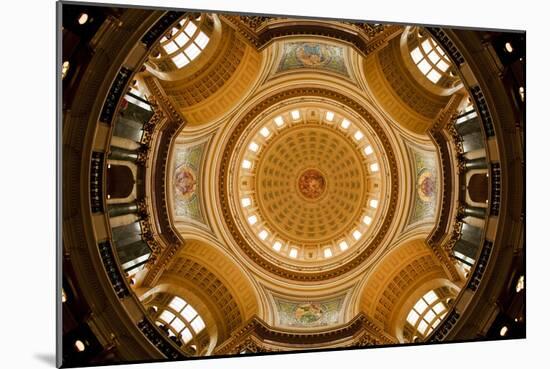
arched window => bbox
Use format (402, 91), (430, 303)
(410, 36), (451, 84)
(406, 290), (449, 339)
(156, 296), (206, 346)
(154, 16), (210, 69)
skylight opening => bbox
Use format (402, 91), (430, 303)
(370, 199), (379, 208)
(241, 197), (251, 208)
(170, 296), (187, 311)
(370, 163), (380, 172)
(424, 290), (438, 304)
(157, 296), (206, 347)
(427, 69), (442, 83)
(417, 59), (431, 74)
(191, 316), (205, 333)
(159, 19), (210, 69)
(181, 305), (198, 321)
(291, 110), (301, 120)
(339, 241), (349, 251)
(247, 215), (258, 225)
(181, 328), (193, 343)
(249, 142), (259, 152)
(427, 50), (440, 64)
(414, 299), (428, 313)
(406, 289), (449, 339)
(354, 131), (364, 141)
(274, 116), (285, 127)
(185, 43), (201, 60)
(363, 216), (372, 225)
(341, 119), (351, 129)
(352, 230), (362, 240)
(433, 303), (445, 314)
(184, 21), (197, 36)
(436, 59), (450, 72)
(174, 32), (189, 46)
(407, 310), (419, 325)
(364, 145), (374, 155)
(418, 320), (428, 334)
(195, 31), (209, 49)
(163, 41), (179, 54)
(258, 230), (269, 240)
(410, 35), (452, 85)
(289, 248), (298, 258)
(421, 39), (432, 53)
(172, 53), (190, 68)
(325, 111), (335, 122)
(410, 48), (423, 63)
(260, 127), (270, 137)
(273, 241), (282, 252)
(323, 248), (333, 258)
(171, 318), (185, 332)
(242, 159), (252, 169)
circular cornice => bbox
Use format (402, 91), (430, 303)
(236, 113), (383, 267)
(218, 87), (400, 281)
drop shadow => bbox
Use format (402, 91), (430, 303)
(34, 353), (57, 367)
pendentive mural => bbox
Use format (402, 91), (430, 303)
(274, 296), (345, 328)
(173, 142), (207, 225)
(407, 146), (439, 226)
(276, 42), (349, 77)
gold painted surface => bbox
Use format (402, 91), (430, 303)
(254, 125), (368, 245)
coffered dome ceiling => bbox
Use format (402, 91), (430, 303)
(226, 100), (392, 274)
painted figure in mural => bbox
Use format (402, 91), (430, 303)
(294, 303), (325, 324)
(174, 165), (197, 199)
(296, 43), (332, 67)
(417, 168), (436, 203)
(298, 169), (327, 200)
(278, 42), (348, 76)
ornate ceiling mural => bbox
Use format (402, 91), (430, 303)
(276, 42), (349, 77)
(172, 141), (207, 226)
(274, 295), (346, 328)
(406, 145), (439, 227)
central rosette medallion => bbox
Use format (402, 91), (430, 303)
(297, 168), (327, 200)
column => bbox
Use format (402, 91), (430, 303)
(109, 146), (139, 162)
(108, 201), (138, 218)
(464, 157), (488, 170)
(463, 204), (487, 219)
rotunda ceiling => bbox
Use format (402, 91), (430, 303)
(218, 90), (400, 280)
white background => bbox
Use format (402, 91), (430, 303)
(0, 0), (544, 368)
